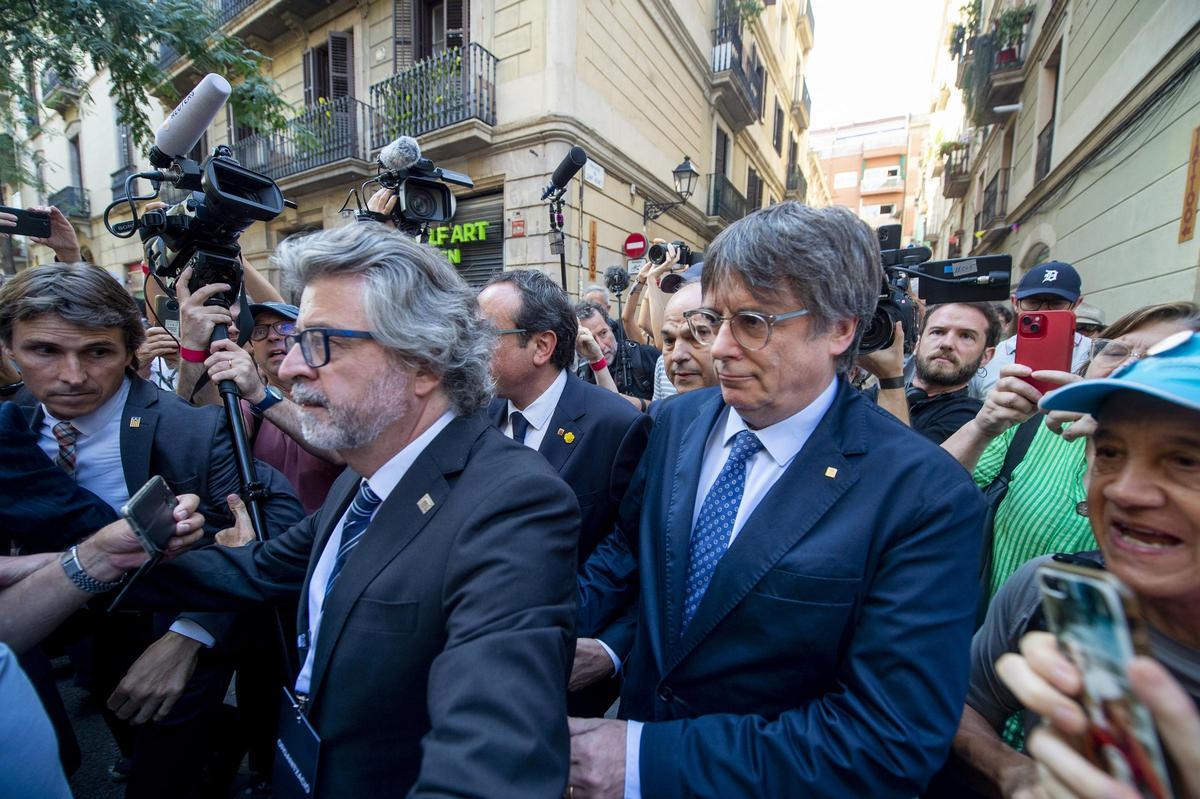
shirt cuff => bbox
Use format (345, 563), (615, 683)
(168, 619), (215, 648)
(624, 720), (643, 799)
(595, 637), (622, 676)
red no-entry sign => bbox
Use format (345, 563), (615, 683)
(623, 232), (648, 259)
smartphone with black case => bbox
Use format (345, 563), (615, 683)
(121, 476), (179, 556)
(1037, 561), (1176, 799)
(0, 206), (51, 238)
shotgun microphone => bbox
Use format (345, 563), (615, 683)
(149, 74), (232, 167)
(540, 146), (588, 200)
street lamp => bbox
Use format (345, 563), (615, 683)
(643, 156), (701, 223)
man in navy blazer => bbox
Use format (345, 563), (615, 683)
(570, 203), (987, 798)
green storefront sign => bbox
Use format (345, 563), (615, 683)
(427, 220), (490, 265)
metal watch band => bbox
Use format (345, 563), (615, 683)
(60, 545), (125, 594)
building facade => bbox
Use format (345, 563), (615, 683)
(920, 0), (1200, 316)
(7, 0), (822, 300)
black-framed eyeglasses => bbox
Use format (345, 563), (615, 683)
(683, 307), (809, 351)
(250, 321), (297, 341)
(283, 328), (375, 369)
(1017, 297), (1074, 312)
(492, 328), (527, 336)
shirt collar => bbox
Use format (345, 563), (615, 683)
(363, 410), (456, 501)
(506, 369), (567, 432)
(722, 377), (839, 468)
(43, 376), (131, 437)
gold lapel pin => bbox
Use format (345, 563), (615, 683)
(563, 432), (576, 444)
(417, 494), (435, 514)
(824, 467), (838, 479)
(129, 417), (142, 428)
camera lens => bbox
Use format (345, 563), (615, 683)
(1030, 323), (1041, 334)
(407, 187), (437, 219)
(647, 243), (668, 265)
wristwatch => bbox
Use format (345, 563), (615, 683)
(250, 385), (284, 415)
(60, 545), (125, 594)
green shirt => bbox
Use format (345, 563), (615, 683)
(973, 422), (1095, 595)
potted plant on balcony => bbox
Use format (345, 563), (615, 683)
(949, 24), (965, 59)
(995, 5), (1034, 66)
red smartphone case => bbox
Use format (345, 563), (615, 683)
(1015, 309), (1076, 394)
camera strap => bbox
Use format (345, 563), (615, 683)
(188, 288), (255, 405)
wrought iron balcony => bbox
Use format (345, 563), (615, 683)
(231, 96), (373, 182)
(791, 77), (812, 131)
(706, 173), (746, 224)
(942, 146), (970, 198)
(972, 168), (1011, 253)
(48, 186), (90, 218)
(41, 67), (82, 112)
(711, 23), (761, 130)
(983, 31), (1029, 111)
(799, 0), (815, 50)
(1035, 120), (1054, 182)
(786, 165), (807, 202)
(111, 164), (139, 202)
(370, 43), (498, 150)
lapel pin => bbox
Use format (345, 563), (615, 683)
(556, 427), (565, 436)
(824, 467), (838, 479)
(563, 432), (576, 444)
(129, 417), (142, 428)
(417, 494), (435, 514)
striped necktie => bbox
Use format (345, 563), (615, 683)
(324, 479), (383, 600)
(53, 421), (80, 478)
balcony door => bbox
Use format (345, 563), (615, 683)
(302, 32), (358, 165)
(412, 0), (468, 61)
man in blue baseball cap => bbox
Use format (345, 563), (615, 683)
(972, 261), (1091, 397)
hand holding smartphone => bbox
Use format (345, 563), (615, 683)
(121, 476), (180, 556)
(1016, 310), (1076, 394)
(0, 206), (51, 238)
(1037, 562), (1177, 799)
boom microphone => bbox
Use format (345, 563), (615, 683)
(540, 146), (587, 200)
(151, 74), (232, 167)
(379, 136), (423, 172)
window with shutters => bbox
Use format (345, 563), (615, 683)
(747, 167), (762, 209)
(116, 123), (134, 167)
(303, 31), (354, 106)
(772, 100), (783, 154)
(412, 0), (468, 60)
(715, 128), (729, 177)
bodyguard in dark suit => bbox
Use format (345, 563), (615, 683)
(124, 223), (579, 797)
(570, 203), (987, 799)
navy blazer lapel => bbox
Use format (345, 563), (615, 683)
(661, 393), (725, 656)
(665, 382), (865, 675)
(119, 379), (160, 495)
(538, 372), (586, 474)
(295, 473), (360, 652)
(306, 415), (481, 705)
(485, 398), (505, 430)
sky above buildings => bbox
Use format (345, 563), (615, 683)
(807, 0), (946, 128)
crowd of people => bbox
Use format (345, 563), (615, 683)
(0, 199), (1197, 799)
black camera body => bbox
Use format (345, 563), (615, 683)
(348, 153), (474, 237)
(647, 240), (699, 267)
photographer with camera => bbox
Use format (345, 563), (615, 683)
(575, 300), (660, 409)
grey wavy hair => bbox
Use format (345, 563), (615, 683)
(274, 223), (494, 415)
(701, 201), (883, 373)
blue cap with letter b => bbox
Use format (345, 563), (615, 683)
(1015, 261), (1081, 302)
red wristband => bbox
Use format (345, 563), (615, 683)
(179, 346), (208, 363)
(589, 357), (608, 372)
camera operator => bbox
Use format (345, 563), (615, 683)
(575, 300), (660, 410)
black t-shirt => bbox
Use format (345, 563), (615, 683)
(905, 384), (982, 444)
(578, 338), (661, 400)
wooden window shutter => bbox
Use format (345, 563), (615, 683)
(446, 0), (467, 49)
(302, 47), (316, 106)
(395, 0), (414, 68)
(328, 31), (353, 99)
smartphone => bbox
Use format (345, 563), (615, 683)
(1036, 562), (1176, 799)
(0, 206), (51, 238)
(121, 476), (179, 556)
(1016, 309), (1076, 394)
(154, 295), (181, 338)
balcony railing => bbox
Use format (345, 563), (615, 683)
(231, 96), (373, 181)
(111, 164), (139, 202)
(862, 174), (904, 192)
(48, 186), (90, 218)
(370, 43), (498, 148)
(786, 165), (807, 201)
(41, 67), (82, 110)
(942, 146), (970, 198)
(156, 0), (256, 70)
(976, 167), (1010, 232)
(711, 23), (761, 123)
(792, 77), (812, 129)
(803, 0), (816, 37)
(706, 173), (746, 223)
(1035, 120), (1054, 182)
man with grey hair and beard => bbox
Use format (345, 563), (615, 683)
(570, 202), (987, 799)
(123, 222), (580, 797)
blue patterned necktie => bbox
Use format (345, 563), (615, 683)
(324, 479), (383, 601)
(509, 411), (530, 446)
(682, 430), (764, 630)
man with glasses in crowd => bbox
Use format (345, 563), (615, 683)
(972, 262), (1091, 398)
(569, 202), (987, 799)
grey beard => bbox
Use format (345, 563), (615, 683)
(291, 379), (406, 451)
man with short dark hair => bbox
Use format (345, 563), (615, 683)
(973, 262), (1090, 397)
(575, 301), (660, 406)
(904, 302), (1000, 443)
(569, 202), (987, 798)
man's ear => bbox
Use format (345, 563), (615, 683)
(530, 330), (558, 368)
(827, 317), (858, 359)
(980, 345), (997, 368)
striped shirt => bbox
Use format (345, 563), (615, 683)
(972, 422), (1095, 596)
(651, 355), (677, 402)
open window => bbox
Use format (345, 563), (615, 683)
(303, 31), (355, 106)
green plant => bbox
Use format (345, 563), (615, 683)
(962, 0), (982, 34)
(949, 24), (966, 58)
(996, 5), (1034, 48)
(938, 140), (966, 158)
(733, 0), (764, 23)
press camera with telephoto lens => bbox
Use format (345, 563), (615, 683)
(860, 223), (1013, 353)
(647, 241), (700, 268)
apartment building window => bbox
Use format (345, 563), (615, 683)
(772, 100), (784, 154)
(116, 123), (134, 168)
(747, 167), (763, 209)
(226, 106), (253, 145)
(67, 135), (83, 188)
(413, 0), (468, 60)
(24, 73), (39, 130)
(833, 171), (857, 189)
(303, 31), (354, 106)
(787, 136), (797, 172)
(1035, 41), (1062, 182)
(715, 128), (730, 177)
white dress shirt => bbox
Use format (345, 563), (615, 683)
(504, 368), (568, 451)
(970, 331), (1091, 398)
(622, 378), (839, 799)
(294, 410), (455, 695)
(38, 377), (132, 513)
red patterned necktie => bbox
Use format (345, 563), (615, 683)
(53, 421), (80, 478)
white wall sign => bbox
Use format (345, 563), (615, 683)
(584, 159), (605, 189)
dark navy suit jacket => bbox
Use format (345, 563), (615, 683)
(580, 380), (987, 798)
(487, 371), (650, 566)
